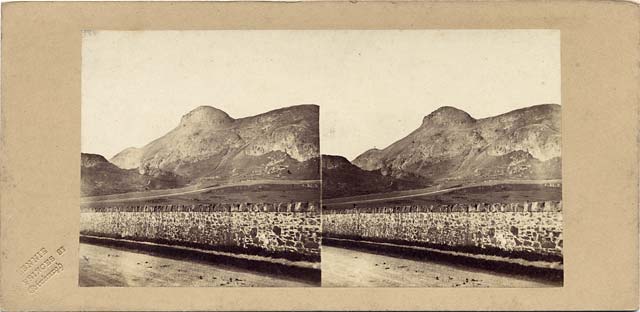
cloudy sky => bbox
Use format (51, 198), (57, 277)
(82, 30), (560, 160)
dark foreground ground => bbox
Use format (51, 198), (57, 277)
(321, 246), (561, 287)
(79, 243), (561, 288)
(79, 243), (316, 287)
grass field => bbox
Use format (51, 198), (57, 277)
(323, 180), (561, 209)
(81, 180), (321, 208)
(82, 178), (559, 209)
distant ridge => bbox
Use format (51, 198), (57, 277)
(321, 155), (425, 199)
(81, 153), (185, 196)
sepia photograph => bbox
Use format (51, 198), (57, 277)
(319, 30), (562, 287)
(79, 31), (321, 287)
(78, 29), (561, 288)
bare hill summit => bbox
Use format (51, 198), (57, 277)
(352, 104), (561, 184)
(110, 104), (320, 183)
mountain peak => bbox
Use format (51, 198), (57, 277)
(179, 106), (234, 128)
(109, 104), (319, 184)
(353, 104), (560, 182)
(422, 106), (475, 127)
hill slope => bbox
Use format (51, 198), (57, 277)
(352, 104), (561, 184)
(110, 105), (320, 183)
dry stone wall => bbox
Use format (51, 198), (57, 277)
(323, 201), (562, 259)
(80, 202), (320, 262)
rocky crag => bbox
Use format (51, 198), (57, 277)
(352, 104), (561, 183)
(82, 105), (320, 196)
(323, 104), (561, 199)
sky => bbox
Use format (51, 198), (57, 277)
(82, 30), (560, 160)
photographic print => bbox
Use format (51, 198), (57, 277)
(78, 29), (561, 288)
(79, 31), (321, 287)
(320, 30), (562, 287)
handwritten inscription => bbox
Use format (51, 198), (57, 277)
(19, 246), (65, 293)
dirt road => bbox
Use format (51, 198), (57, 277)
(321, 246), (560, 287)
(79, 243), (315, 287)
